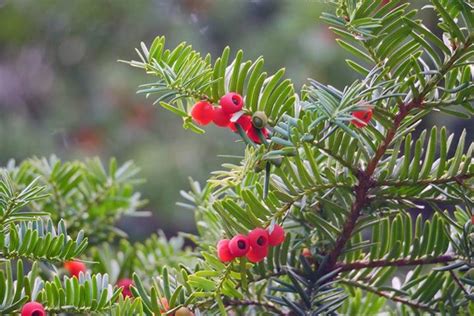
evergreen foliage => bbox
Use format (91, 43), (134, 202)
(0, 0), (472, 314)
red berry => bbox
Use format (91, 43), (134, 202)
(217, 239), (234, 262)
(228, 234), (250, 257)
(229, 114), (252, 132)
(159, 297), (169, 313)
(268, 224), (285, 246)
(246, 246), (268, 263)
(191, 101), (214, 125)
(117, 278), (133, 298)
(212, 107), (232, 127)
(471, 215), (474, 225)
(351, 109), (373, 128)
(302, 248), (312, 258)
(248, 228), (269, 250)
(64, 261), (86, 277)
(220, 92), (244, 114)
(246, 126), (269, 144)
(21, 301), (46, 316)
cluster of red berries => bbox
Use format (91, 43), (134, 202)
(191, 92), (269, 144)
(351, 108), (373, 128)
(217, 224), (285, 263)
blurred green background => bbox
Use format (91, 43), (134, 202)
(0, 0), (469, 239)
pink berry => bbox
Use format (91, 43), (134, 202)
(212, 107), (232, 127)
(117, 278), (134, 298)
(246, 126), (269, 144)
(248, 228), (269, 250)
(246, 246), (268, 263)
(220, 92), (244, 114)
(268, 224), (285, 246)
(229, 114), (252, 132)
(351, 109), (373, 128)
(64, 260), (86, 277)
(217, 239), (234, 262)
(21, 302), (46, 316)
(228, 234), (250, 257)
(191, 101), (214, 125)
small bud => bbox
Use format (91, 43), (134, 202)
(252, 111), (268, 129)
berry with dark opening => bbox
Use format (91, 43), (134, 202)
(246, 246), (268, 263)
(21, 301), (46, 316)
(175, 307), (195, 316)
(252, 111), (268, 129)
(268, 224), (285, 246)
(351, 109), (373, 128)
(191, 101), (214, 125)
(212, 107), (232, 127)
(217, 239), (234, 262)
(117, 278), (133, 298)
(220, 92), (244, 114)
(229, 114), (252, 132)
(228, 234), (250, 257)
(248, 228), (269, 250)
(246, 126), (269, 144)
(64, 260), (86, 277)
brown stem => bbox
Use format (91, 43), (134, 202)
(321, 36), (472, 275)
(340, 279), (438, 314)
(336, 254), (457, 272)
(377, 173), (473, 187)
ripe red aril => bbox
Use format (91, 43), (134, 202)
(268, 224), (285, 246)
(21, 302), (46, 316)
(160, 297), (170, 313)
(212, 107), (232, 127)
(117, 278), (134, 298)
(248, 228), (269, 250)
(217, 239), (234, 262)
(246, 246), (268, 263)
(302, 248), (312, 258)
(351, 109), (373, 128)
(220, 92), (244, 114)
(229, 114), (252, 132)
(64, 260), (86, 277)
(246, 126), (269, 144)
(228, 234), (250, 257)
(191, 101), (214, 125)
